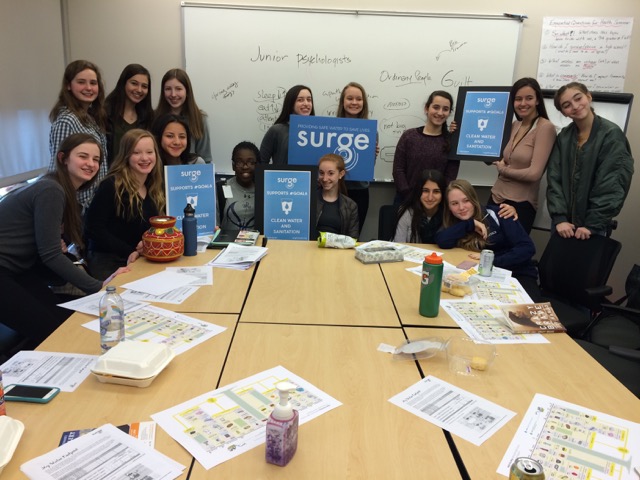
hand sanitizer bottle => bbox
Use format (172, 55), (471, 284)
(265, 381), (299, 466)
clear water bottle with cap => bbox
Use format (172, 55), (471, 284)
(99, 286), (125, 353)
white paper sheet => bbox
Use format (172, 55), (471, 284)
(164, 266), (213, 286)
(82, 305), (226, 355)
(57, 291), (147, 316)
(120, 285), (199, 304)
(21, 423), (184, 480)
(152, 365), (342, 470)
(498, 393), (640, 479)
(121, 270), (196, 296)
(441, 300), (549, 344)
(0, 351), (97, 392)
(389, 375), (516, 446)
(207, 243), (267, 270)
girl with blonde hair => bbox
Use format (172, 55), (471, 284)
(85, 129), (165, 279)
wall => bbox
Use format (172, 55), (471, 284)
(63, 0), (639, 297)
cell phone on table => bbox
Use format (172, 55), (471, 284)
(4, 384), (60, 403)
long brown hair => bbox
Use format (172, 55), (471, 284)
(337, 82), (369, 119)
(47, 133), (103, 251)
(155, 68), (206, 139)
(443, 179), (486, 251)
(396, 169), (446, 242)
(106, 129), (166, 220)
(49, 60), (107, 131)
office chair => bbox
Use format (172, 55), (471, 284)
(537, 234), (621, 338)
(0, 323), (28, 364)
(378, 205), (397, 241)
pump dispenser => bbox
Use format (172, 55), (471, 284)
(265, 381), (299, 466)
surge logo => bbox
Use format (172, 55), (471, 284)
(277, 177), (298, 189)
(288, 115), (377, 181)
(296, 131), (369, 171)
(181, 169), (201, 183)
(477, 97), (496, 109)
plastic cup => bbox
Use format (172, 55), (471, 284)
(445, 336), (496, 376)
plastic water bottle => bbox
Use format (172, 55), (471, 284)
(419, 252), (443, 317)
(183, 203), (197, 256)
(99, 286), (125, 353)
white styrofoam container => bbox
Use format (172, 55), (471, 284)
(0, 415), (24, 476)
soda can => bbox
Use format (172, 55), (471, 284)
(509, 457), (545, 480)
(0, 370), (6, 416)
(479, 249), (494, 277)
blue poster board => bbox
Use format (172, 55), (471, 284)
(255, 165), (317, 241)
(164, 164), (216, 235)
(288, 115), (376, 181)
(450, 87), (514, 162)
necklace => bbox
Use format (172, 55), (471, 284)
(508, 116), (538, 162)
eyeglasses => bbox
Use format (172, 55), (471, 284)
(233, 160), (257, 168)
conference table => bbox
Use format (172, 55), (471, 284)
(3, 240), (639, 479)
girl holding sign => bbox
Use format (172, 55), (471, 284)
(489, 78), (556, 234)
(260, 85), (315, 165)
(336, 81), (376, 232)
(316, 153), (359, 239)
(547, 81), (634, 240)
(155, 68), (212, 163)
(392, 90), (459, 204)
(85, 129), (165, 280)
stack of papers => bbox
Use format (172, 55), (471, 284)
(207, 243), (268, 270)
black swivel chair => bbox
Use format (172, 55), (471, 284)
(537, 234), (621, 338)
(378, 205), (397, 241)
(576, 264), (640, 398)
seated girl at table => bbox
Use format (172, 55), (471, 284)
(436, 179), (539, 297)
(152, 114), (205, 165)
(393, 170), (518, 244)
(316, 154), (359, 239)
(85, 129), (165, 280)
(393, 169), (446, 243)
(217, 141), (258, 231)
(260, 85), (315, 165)
(0, 134), (129, 347)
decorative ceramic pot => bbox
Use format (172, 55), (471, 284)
(142, 216), (184, 262)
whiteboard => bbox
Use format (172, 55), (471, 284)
(533, 90), (633, 230)
(182, 4), (522, 185)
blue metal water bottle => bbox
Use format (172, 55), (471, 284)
(183, 203), (197, 256)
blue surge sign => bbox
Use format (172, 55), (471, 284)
(165, 164), (216, 235)
(263, 170), (312, 240)
(288, 115), (376, 181)
(457, 91), (510, 157)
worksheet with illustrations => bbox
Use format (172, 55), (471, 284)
(389, 375), (516, 446)
(0, 351), (97, 392)
(152, 365), (342, 470)
(82, 305), (226, 355)
(441, 300), (549, 344)
(498, 394), (640, 479)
